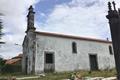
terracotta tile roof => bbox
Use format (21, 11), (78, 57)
(5, 58), (21, 65)
(5, 54), (23, 65)
(12, 54), (23, 59)
(35, 31), (112, 44)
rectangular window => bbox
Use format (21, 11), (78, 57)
(109, 45), (113, 55)
(45, 53), (54, 63)
(72, 42), (77, 53)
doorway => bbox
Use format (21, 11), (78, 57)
(89, 54), (98, 70)
(44, 52), (55, 72)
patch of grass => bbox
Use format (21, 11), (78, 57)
(75, 69), (117, 77)
(38, 72), (71, 80)
(0, 69), (117, 80)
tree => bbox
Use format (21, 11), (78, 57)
(0, 56), (5, 72)
(0, 56), (5, 66)
(0, 13), (3, 40)
(0, 19), (2, 39)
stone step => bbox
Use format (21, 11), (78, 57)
(102, 77), (116, 80)
(67, 77), (117, 80)
(83, 77), (116, 80)
(16, 76), (40, 80)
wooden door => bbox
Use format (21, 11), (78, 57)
(44, 52), (55, 72)
(89, 54), (98, 70)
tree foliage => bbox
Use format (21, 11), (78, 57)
(0, 56), (5, 72)
(0, 57), (5, 66)
(0, 13), (3, 39)
(1, 64), (21, 73)
(0, 20), (2, 39)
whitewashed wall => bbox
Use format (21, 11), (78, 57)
(22, 32), (36, 74)
(35, 34), (115, 74)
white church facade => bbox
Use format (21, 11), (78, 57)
(22, 6), (115, 74)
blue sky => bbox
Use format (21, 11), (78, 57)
(34, 0), (111, 38)
(35, 0), (72, 25)
(0, 0), (120, 58)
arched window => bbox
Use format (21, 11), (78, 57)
(109, 45), (113, 55)
(72, 42), (77, 53)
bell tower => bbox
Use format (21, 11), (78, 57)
(26, 5), (36, 33)
(106, 1), (120, 79)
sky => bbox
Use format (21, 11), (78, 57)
(0, 0), (120, 59)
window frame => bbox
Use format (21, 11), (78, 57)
(109, 45), (113, 55)
(72, 42), (77, 53)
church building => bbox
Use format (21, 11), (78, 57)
(22, 6), (115, 74)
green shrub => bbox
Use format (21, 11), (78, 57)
(1, 64), (21, 73)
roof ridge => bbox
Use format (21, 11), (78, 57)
(35, 31), (112, 44)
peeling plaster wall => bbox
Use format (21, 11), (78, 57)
(22, 32), (36, 74)
(35, 34), (115, 74)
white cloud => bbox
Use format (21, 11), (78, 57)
(0, 0), (40, 58)
(0, 0), (40, 44)
(38, 0), (120, 40)
(0, 43), (22, 59)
